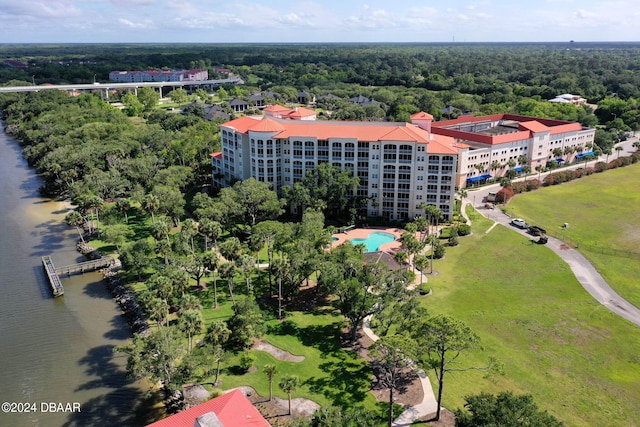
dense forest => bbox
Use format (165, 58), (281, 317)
(3, 43), (638, 146)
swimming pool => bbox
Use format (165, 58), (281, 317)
(350, 232), (396, 253)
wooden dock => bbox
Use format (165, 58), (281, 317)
(42, 256), (114, 297)
(54, 257), (114, 276)
(42, 256), (64, 297)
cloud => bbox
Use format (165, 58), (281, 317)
(118, 18), (153, 29)
(0, 0), (81, 19)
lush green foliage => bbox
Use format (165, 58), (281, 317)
(455, 391), (563, 427)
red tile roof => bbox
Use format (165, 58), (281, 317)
(264, 104), (291, 113)
(221, 117), (459, 154)
(249, 118), (287, 133)
(411, 112), (434, 120)
(284, 107), (316, 119)
(146, 389), (270, 427)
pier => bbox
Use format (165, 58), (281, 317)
(41, 256), (114, 297)
(42, 256), (64, 297)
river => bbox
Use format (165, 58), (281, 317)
(0, 124), (160, 426)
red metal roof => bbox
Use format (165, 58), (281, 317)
(146, 389), (270, 427)
(518, 121), (550, 133)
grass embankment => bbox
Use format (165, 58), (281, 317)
(508, 163), (640, 307)
(421, 202), (640, 426)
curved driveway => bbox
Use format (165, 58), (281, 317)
(464, 198), (640, 327)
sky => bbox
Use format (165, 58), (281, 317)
(0, 0), (639, 44)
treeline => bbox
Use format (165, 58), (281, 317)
(3, 44), (640, 144)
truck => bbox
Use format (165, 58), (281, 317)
(486, 191), (497, 202)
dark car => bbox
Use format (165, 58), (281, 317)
(528, 225), (547, 236)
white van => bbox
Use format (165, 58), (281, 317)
(486, 192), (497, 202)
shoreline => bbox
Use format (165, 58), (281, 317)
(76, 239), (149, 335)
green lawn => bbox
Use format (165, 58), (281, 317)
(507, 163), (640, 307)
(205, 310), (382, 412)
(421, 204), (640, 426)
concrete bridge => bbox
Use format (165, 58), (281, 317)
(0, 77), (244, 98)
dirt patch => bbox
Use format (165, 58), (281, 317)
(253, 339), (305, 362)
(422, 408), (456, 426)
(560, 244), (571, 250)
(241, 386), (319, 426)
(347, 328), (424, 408)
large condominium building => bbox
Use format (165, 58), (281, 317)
(109, 69), (208, 83)
(212, 113), (459, 220)
(429, 113), (596, 188)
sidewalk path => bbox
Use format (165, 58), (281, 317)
(362, 316), (439, 426)
(464, 198), (640, 327)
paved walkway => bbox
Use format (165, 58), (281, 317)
(362, 316), (439, 426)
(462, 198), (640, 327)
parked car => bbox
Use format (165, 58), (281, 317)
(511, 218), (528, 229)
(528, 225), (547, 236)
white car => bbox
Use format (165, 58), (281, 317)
(511, 218), (528, 229)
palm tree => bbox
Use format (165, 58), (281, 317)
(178, 309), (203, 351)
(552, 147), (563, 158)
(219, 262), (236, 303)
(115, 198), (131, 224)
(263, 364), (279, 401)
(211, 344), (225, 386)
(65, 210), (86, 244)
(521, 165), (531, 181)
(279, 375), (301, 415)
(414, 255), (429, 286)
(535, 164), (545, 181)
(143, 193), (160, 224)
(178, 294), (202, 314)
(632, 141), (640, 152)
(490, 160), (501, 173)
(203, 251), (220, 305)
(238, 254), (255, 295)
(615, 146), (624, 158)
(147, 297), (169, 329)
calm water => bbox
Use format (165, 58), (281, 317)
(0, 124), (160, 426)
(350, 231), (396, 252)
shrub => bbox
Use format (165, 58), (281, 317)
(458, 224), (471, 236)
(239, 350), (256, 372)
(526, 179), (541, 191)
(542, 174), (555, 186)
(595, 161), (608, 172)
(496, 186), (514, 203)
(511, 181), (527, 194)
(432, 240), (446, 259)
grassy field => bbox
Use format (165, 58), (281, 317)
(507, 163), (640, 307)
(420, 202), (640, 426)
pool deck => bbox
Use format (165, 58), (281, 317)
(331, 227), (406, 253)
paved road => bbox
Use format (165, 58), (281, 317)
(465, 135), (639, 206)
(462, 198), (640, 327)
